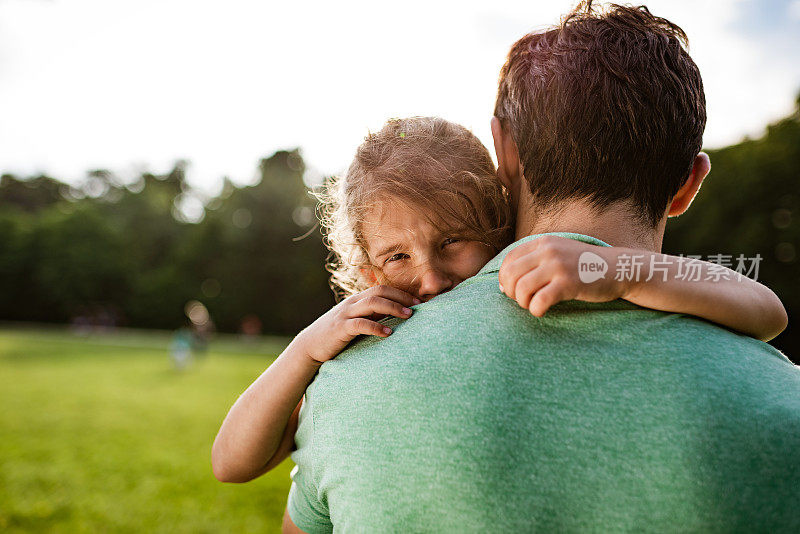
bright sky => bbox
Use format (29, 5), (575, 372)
(1, 0), (799, 195)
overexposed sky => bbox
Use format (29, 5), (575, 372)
(1, 0), (799, 195)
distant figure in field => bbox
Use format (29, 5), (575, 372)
(170, 326), (193, 371)
(240, 314), (263, 339)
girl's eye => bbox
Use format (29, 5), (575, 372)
(385, 253), (409, 264)
(442, 237), (461, 247)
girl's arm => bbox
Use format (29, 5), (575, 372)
(620, 251), (787, 341)
(211, 285), (419, 483)
(499, 236), (787, 341)
(212, 340), (318, 483)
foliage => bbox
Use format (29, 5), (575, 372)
(0, 150), (334, 335)
(0, 98), (797, 358)
(663, 95), (800, 358)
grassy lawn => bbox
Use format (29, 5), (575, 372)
(0, 326), (294, 533)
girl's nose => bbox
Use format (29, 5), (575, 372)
(417, 268), (454, 302)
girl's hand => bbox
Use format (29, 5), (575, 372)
(212, 286), (417, 483)
(295, 285), (420, 363)
(498, 236), (626, 317)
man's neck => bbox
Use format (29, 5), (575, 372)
(515, 198), (665, 252)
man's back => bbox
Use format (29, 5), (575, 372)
(288, 236), (800, 533)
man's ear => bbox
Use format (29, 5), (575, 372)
(490, 117), (523, 192)
(668, 152), (711, 217)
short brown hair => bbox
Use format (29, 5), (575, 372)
(317, 117), (513, 299)
(494, 1), (706, 226)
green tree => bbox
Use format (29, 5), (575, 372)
(188, 150), (333, 333)
(664, 94), (800, 357)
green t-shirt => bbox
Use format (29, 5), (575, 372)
(288, 233), (800, 533)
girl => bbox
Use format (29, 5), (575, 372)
(211, 116), (787, 484)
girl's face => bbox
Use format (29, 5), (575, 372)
(362, 198), (496, 302)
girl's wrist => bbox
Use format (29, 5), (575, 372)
(287, 330), (326, 368)
(620, 275), (641, 302)
(608, 248), (642, 301)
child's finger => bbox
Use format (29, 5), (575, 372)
(528, 281), (568, 317)
(501, 238), (542, 266)
(499, 251), (542, 299)
(349, 296), (413, 320)
(511, 267), (551, 310)
(364, 285), (421, 307)
(345, 318), (393, 338)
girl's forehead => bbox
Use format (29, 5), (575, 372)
(363, 201), (439, 239)
(361, 198), (459, 251)
(364, 195), (461, 228)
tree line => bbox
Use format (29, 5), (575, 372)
(0, 150), (334, 335)
(0, 97), (797, 359)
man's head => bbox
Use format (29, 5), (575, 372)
(492, 1), (708, 241)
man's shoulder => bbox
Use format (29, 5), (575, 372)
(335, 271), (521, 357)
(331, 278), (798, 414)
(338, 269), (791, 368)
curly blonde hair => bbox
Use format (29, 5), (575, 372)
(316, 117), (513, 300)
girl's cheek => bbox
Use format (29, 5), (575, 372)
(460, 243), (494, 275)
(398, 274), (420, 295)
(379, 266), (407, 288)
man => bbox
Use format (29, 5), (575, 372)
(284, 2), (800, 531)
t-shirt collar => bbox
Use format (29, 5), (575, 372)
(479, 232), (611, 275)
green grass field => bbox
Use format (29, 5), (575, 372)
(0, 326), (294, 533)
